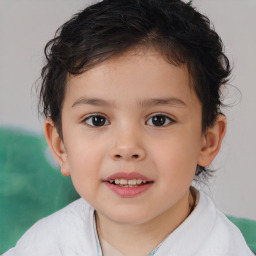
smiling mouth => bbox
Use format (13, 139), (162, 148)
(108, 179), (152, 187)
(104, 173), (153, 197)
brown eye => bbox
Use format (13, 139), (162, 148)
(84, 115), (109, 127)
(146, 114), (173, 127)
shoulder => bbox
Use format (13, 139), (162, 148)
(196, 191), (254, 255)
(20, 197), (93, 242)
(3, 198), (98, 256)
(157, 189), (254, 256)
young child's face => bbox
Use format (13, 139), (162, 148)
(48, 48), (214, 225)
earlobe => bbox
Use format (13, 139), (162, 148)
(198, 114), (226, 167)
(44, 118), (70, 176)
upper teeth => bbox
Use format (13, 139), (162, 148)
(109, 179), (147, 185)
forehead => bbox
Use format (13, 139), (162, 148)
(64, 48), (198, 109)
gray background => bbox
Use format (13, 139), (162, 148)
(0, 0), (255, 219)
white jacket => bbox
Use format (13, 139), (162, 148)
(3, 191), (254, 256)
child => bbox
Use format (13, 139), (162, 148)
(4, 0), (254, 255)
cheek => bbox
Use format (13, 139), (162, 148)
(65, 138), (106, 181)
(66, 141), (105, 202)
(149, 132), (201, 178)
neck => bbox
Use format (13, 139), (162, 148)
(96, 189), (194, 256)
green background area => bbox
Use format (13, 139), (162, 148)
(227, 215), (256, 254)
(0, 127), (79, 253)
(0, 126), (255, 254)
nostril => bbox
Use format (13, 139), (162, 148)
(114, 154), (139, 159)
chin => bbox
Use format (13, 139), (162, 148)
(104, 207), (155, 225)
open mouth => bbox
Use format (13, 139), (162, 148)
(104, 173), (154, 197)
(107, 179), (153, 187)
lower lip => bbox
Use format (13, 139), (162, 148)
(104, 182), (153, 198)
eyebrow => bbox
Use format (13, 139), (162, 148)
(72, 97), (186, 108)
(72, 97), (116, 108)
(137, 98), (186, 108)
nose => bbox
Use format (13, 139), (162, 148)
(109, 129), (146, 162)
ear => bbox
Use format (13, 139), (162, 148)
(197, 114), (226, 167)
(44, 118), (70, 176)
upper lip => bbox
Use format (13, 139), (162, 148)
(104, 172), (152, 182)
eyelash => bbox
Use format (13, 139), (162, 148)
(146, 114), (174, 127)
(83, 114), (110, 127)
(82, 113), (175, 127)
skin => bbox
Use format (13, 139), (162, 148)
(45, 48), (226, 255)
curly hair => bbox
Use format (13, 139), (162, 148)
(39, 0), (231, 177)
